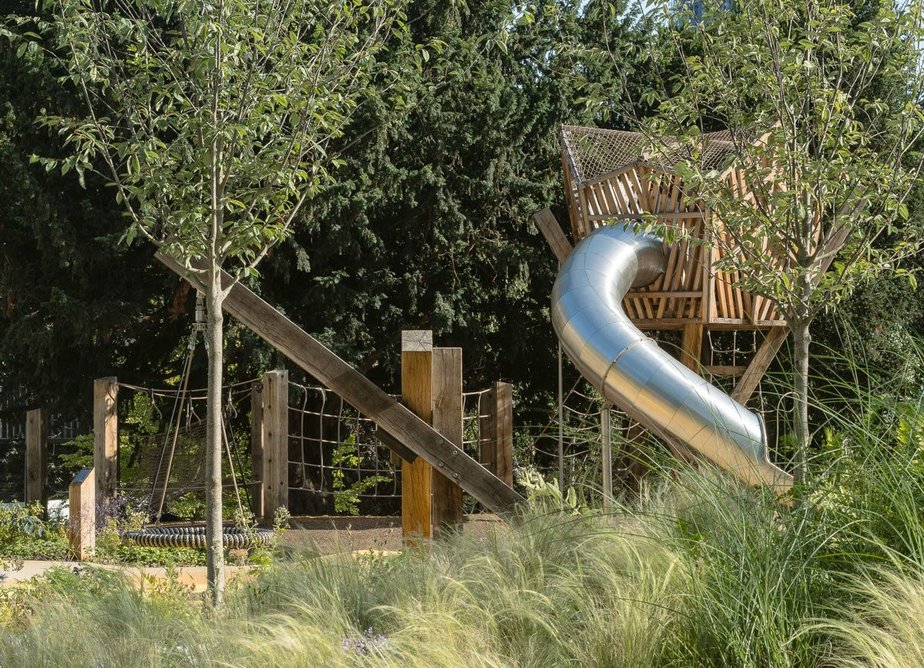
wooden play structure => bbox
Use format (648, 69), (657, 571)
(129, 254), (523, 539)
(537, 125), (789, 405)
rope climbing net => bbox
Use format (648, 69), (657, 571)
(286, 381), (494, 514)
(114, 378), (258, 522)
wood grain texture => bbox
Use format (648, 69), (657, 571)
(480, 382), (514, 487)
(402, 347), (433, 543)
(261, 370), (288, 525)
(250, 383), (264, 523)
(25, 408), (47, 506)
(431, 348), (464, 535)
(69, 468), (95, 560)
(533, 208), (573, 263)
(93, 377), (118, 504)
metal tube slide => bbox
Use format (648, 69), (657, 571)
(551, 224), (793, 491)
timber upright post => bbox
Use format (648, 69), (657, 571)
(401, 330), (434, 544)
(250, 382), (265, 523)
(431, 346), (464, 536)
(261, 370), (288, 526)
(93, 377), (118, 509)
(68, 468), (95, 560)
(479, 382), (514, 488)
(25, 408), (48, 509)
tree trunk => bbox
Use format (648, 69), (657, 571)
(792, 316), (811, 483)
(205, 268), (225, 607)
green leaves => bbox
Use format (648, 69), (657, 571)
(38, 0), (405, 280)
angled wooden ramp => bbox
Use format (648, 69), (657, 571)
(155, 252), (523, 518)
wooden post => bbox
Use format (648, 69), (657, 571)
(68, 468), (95, 560)
(401, 330), (433, 543)
(261, 370), (288, 525)
(250, 382), (264, 523)
(680, 323), (704, 372)
(431, 347), (464, 536)
(25, 408), (48, 508)
(533, 208), (573, 263)
(601, 406), (612, 511)
(155, 252), (524, 516)
(480, 382), (514, 487)
(93, 377), (118, 506)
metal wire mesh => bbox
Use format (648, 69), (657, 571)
(562, 125), (741, 185)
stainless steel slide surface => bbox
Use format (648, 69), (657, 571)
(551, 224), (792, 491)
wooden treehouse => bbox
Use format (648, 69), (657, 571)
(536, 124), (789, 405)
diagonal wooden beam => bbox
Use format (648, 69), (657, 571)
(155, 252), (524, 518)
(730, 325), (788, 404)
(533, 208), (573, 263)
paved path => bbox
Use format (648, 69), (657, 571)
(0, 561), (251, 592)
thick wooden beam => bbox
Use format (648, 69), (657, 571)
(680, 323), (704, 372)
(375, 427), (418, 463)
(68, 468), (95, 560)
(25, 408), (48, 507)
(480, 382), (514, 487)
(731, 326), (789, 404)
(533, 208), (573, 263)
(155, 252), (523, 517)
(431, 347), (464, 535)
(250, 382), (264, 522)
(402, 330), (433, 543)
(261, 370), (288, 525)
(93, 377), (118, 506)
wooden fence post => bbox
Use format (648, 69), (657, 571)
(25, 408), (48, 508)
(431, 347), (464, 536)
(93, 377), (119, 507)
(261, 370), (288, 525)
(250, 382), (265, 523)
(480, 382), (514, 487)
(401, 330), (433, 543)
(69, 468), (95, 560)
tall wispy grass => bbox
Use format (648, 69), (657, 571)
(1, 327), (923, 667)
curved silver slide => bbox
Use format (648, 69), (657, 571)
(551, 224), (792, 491)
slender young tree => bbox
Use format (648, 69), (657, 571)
(643, 0), (924, 479)
(26, 0), (403, 605)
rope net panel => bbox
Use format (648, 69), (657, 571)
(286, 380), (498, 516)
(287, 380), (400, 515)
(114, 380), (258, 522)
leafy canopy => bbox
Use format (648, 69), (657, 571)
(29, 0), (401, 277)
(647, 0), (924, 322)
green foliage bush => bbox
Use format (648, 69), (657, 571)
(0, 503), (68, 562)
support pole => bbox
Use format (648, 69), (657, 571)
(94, 377), (118, 508)
(68, 468), (95, 560)
(401, 330), (433, 544)
(680, 323), (704, 372)
(250, 382), (264, 523)
(431, 347), (464, 536)
(261, 370), (288, 526)
(601, 406), (612, 511)
(557, 342), (565, 492)
(480, 382), (514, 488)
(25, 408), (48, 509)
